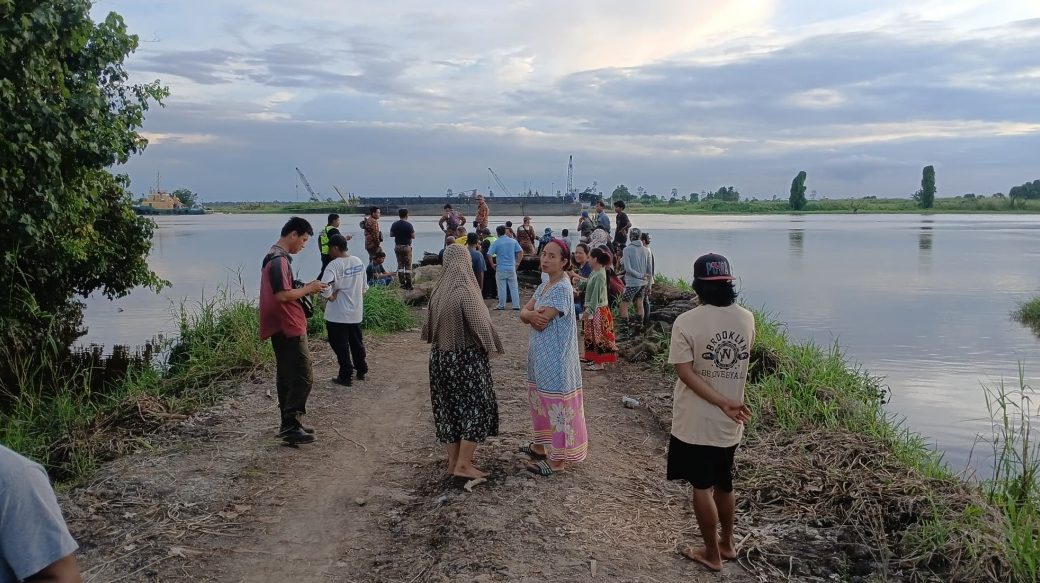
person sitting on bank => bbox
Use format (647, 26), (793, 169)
(366, 251), (395, 286)
(320, 234), (368, 387)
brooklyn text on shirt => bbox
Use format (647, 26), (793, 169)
(700, 330), (750, 371)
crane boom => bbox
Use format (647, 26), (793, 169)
(332, 185), (350, 204)
(487, 167), (512, 197)
(295, 167), (320, 202)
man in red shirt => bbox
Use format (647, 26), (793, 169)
(260, 217), (327, 444)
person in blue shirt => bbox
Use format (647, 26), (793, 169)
(466, 233), (486, 289)
(366, 251), (395, 286)
(488, 225), (523, 310)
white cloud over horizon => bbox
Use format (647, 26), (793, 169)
(94, 0), (1040, 201)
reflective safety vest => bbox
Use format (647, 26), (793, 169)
(319, 225), (336, 255)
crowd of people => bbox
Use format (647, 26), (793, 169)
(0, 202), (753, 580)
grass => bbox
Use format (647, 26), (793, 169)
(647, 275), (1037, 581)
(306, 284), (417, 339)
(1014, 296), (1040, 336)
(1, 283), (419, 483)
(1, 290), (272, 482)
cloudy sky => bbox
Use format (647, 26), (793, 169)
(95, 0), (1040, 201)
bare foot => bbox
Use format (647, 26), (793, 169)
(452, 463), (489, 479)
(681, 547), (723, 572)
(719, 540), (738, 560)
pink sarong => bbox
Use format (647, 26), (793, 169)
(527, 382), (588, 462)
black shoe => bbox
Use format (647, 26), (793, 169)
(332, 376), (352, 387)
(356, 372), (366, 381)
(278, 426), (315, 444)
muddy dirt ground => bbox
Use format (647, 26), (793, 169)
(63, 306), (754, 583)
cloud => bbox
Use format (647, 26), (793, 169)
(103, 1), (1040, 200)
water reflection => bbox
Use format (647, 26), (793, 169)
(919, 222), (933, 274)
(789, 229), (805, 254)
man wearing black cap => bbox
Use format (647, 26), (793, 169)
(665, 253), (755, 573)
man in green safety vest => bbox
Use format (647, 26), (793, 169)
(318, 214), (352, 279)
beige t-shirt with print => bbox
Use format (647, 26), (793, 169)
(668, 303), (755, 447)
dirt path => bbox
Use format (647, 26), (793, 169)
(65, 305), (754, 582)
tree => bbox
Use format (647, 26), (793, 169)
(689, 192), (699, 203)
(789, 171), (808, 210)
(914, 165), (935, 209)
(1, 2), (168, 348)
(711, 186), (740, 202)
(172, 188), (197, 207)
(611, 184), (633, 202)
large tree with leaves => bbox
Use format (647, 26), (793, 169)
(789, 171), (808, 210)
(0, 1), (168, 347)
(914, 165), (936, 209)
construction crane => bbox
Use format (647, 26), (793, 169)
(332, 185), (356, 205)
(295, 167), (320, 202)
(487, 167), (513, 198)
(566, 155), (574, 198)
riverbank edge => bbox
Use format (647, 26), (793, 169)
(5, 278), (1027, 580)
(195, 199), (1040, 216)
(0, 286), (415, 485)
(646, 275), (1028, 581)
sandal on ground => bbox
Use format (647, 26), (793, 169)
(584, 363), (604, 371)
(526, 459), (556, 477)
(518, 442), (546, 459)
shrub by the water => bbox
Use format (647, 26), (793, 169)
(1013, 296), (1040, 335)
(0, 292), (271, 482)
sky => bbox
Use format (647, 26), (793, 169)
(93, 0), (1040, 202)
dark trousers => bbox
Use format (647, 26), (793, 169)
(318, 254), (332, 279)
(271, 333), (312, 421)
(326, 321), (367, 380)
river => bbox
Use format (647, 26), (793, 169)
(82, 213), (1040, 474)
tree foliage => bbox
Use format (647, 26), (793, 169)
(914, 165), (936, 209)
(705, 186), (740, 202)
(789, 171), (808, 210)
(611, 184), (633, 202)
(172, 188), (197, 207)
(1008, 179), (1040, 208)
(0, 1), (168, 345)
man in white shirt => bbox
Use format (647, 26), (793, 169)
(320, 235), (369, 387)
(666, 253), (754, 572)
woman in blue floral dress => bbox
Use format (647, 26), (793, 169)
(519, 239), (587, 476)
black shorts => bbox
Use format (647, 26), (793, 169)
(666, 435), (737, 492)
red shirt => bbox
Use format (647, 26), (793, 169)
(259, 245), (307, 339)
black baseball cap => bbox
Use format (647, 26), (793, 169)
(693, 253), (735, 281)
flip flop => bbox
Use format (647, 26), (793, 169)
(526, 459), (555, 477)
(518, 442), (546, 459)
(584, 363), (604, 371)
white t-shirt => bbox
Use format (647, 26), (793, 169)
(320, 256), (368, 324)
(667, 303), (755, 447)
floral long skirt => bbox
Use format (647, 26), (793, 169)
(583, 306), (618, 364)
(430, 346), (499, 443)
(528, 383), (588, 462)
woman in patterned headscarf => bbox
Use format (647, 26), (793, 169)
(518, 238), (587, 476)
(422, 244), (505, 479)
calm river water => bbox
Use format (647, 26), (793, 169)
(82, 213), (1040, 473)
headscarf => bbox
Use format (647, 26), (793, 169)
(422, 244), (503, 355)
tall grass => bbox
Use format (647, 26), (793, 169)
(306, 284), (417, 339)
(0, 291), (271, 482)
(983, 372), (1040, 581)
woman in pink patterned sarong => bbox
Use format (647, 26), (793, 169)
(518, 239), (588, 476)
